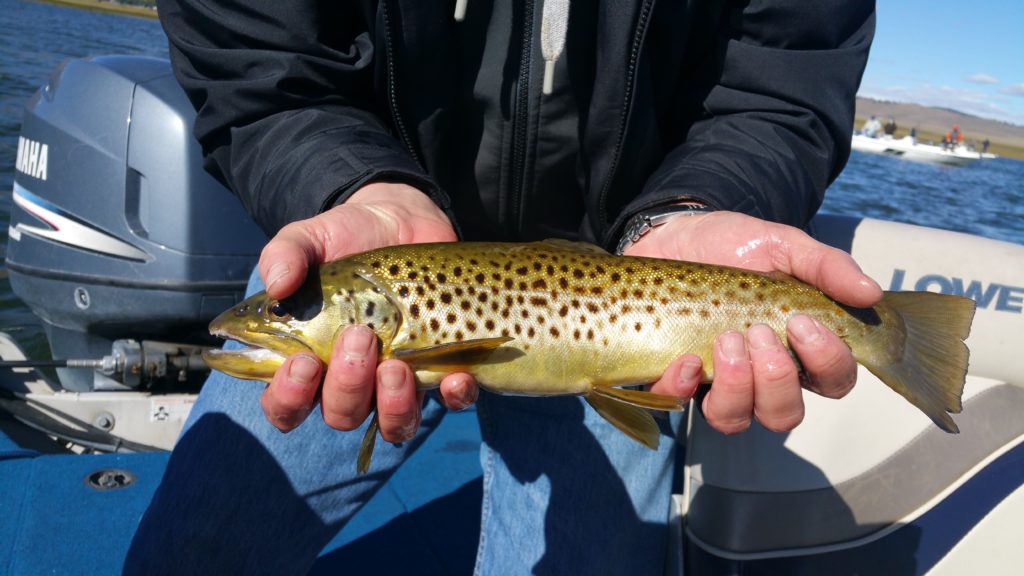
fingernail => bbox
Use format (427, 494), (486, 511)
(266, 262), (289, 291)
(343, 325), (376, 359)
(679, 360), (702, 383)
(746, 324), (777, 351)
(720, 331), (747, 362)
(288, 355), (320, 387)
(789, 315), (822, 345)
(379, 364), (406, 394)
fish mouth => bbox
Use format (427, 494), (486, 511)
(203, 328), (316, 382)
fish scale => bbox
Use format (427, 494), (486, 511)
(204, 239), (975, 471)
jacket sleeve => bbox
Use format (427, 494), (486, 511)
(156, 0), (448, 236)
(610, 0), (875, 241)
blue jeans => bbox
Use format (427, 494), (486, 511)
(125, 271), (682, 575)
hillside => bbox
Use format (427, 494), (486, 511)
(855, 97), (1024, 159)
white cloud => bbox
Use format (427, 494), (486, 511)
(966, 73), (999, 85)
(1003, 84), (1024, 97)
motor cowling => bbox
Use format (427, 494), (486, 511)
(7, 56), (265, 391)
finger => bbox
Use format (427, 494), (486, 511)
(261, 353), (323, 432)
(438, 372), (479, 411)
(649, 354), (703, 399)
(375, 360), (421, 442)
(258, 222), (323, 299)
(702, 331), (754, 434)
(775, 229), (882, 308)
(788, 314), (858, 399)
(321, 325), (378, 430)
(746, 324), (804, 432)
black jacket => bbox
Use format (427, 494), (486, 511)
(157, 0), (874, 249)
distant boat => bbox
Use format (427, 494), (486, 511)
(852, 134), (997, 166)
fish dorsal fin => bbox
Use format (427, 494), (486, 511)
(392, 337), (518, 370)
(538, 239), (610, 255)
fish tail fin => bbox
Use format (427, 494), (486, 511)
(585, 386), (686, 450)
(856, 291), (975, 433)
(356, 411), (380, 474)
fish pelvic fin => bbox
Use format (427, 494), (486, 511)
(856, 291), (975, 433)
(585, 386), (687, 450)
(356, 411), (380, 474)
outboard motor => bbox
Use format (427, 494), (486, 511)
(7, 56), (265, 392)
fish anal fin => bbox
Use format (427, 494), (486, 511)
(586, 390), (660, 450)
(392, 337), (519, 370)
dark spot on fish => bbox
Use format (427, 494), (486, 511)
(573, 329), (581, 340)
(453, 266), (463, 277)
(572, 269), (584, 279)
(461, 301), (472, 311)
(440, 292), (453, 304)
(455, 287), (464, 297)
(365, 301), (376, 317)
(590, 286), (603, 295)
(532, 278), (548, 290)
(408, 271), (418, 280)
(547, 265), (555, 275)
(446, 313), (457, 324)
(514, 324), (522, 335)
(559, 278), (569, 290)
(559, 305), (569, 317)
(587, 329), (594, 341)
(485, 319), (495, 331)
(645, 305), (655, 314)
(610, 272), (621, 283)
(586, 302), (599, 313)
(466, 321), (477, 332)
(437, 273), (447, 283)
(430, 318), (440, 331)
(426, 299), (436, 310)
(712, 299), (721, 308)
(475, 273), (486, 283)
(388, 264), (400, 275)
(529, 296), (548, 306)
(504, 278), (515, 289)
(527, 327), (536, 338)
(653, 277), (664, 285)
(410, 304), (421, 318)
(492, 273), (502, 281)
(455, 330), (465, 341)
(478, 292), (489, 303)
(533, 262), (542, 271)
(609, 314), (618, 323)
(700, 309), (711, 319)
(550, 327), (560, 338)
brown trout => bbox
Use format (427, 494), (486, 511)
(204, 240), (975, 471)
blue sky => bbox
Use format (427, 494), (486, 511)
(858, 1), (1024, 125)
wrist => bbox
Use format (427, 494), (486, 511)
(616, 202), (714, 255)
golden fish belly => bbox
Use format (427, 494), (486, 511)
(349, 241), (861, 395)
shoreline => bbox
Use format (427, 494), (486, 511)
(33, 0), (157, 19)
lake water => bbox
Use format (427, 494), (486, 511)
(1, 0), (1022, 359)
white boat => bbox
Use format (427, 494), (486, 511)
(852, 134), (997, 166)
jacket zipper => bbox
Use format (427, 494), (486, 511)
(507, 0), (535, 238)
(597, 0), (655, 236)
(381, 0), (424, 169)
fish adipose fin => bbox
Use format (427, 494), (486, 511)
(586, 386), (687, 450)
(856, 291), (975, 433)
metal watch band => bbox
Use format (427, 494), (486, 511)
(615, 203), (714, 255)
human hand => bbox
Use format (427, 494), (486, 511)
(626, 211), (883, 434)
(257, 182), (479, 440)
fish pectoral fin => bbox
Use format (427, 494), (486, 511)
(586, 388), (661, 450)
(357, 411), (380, 474)
(392, 337), (517, 369)
(537, 238), (610, 254)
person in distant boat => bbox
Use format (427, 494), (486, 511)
(883, 116), (897, 136)
(125, 1), (880, 574)
(983, 139), (991, 153)
(951, 124), (963, 148)
(910, 126), (918, 143)
(863, 115), (883, 137)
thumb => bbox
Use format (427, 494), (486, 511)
(258, 225), (320, 299)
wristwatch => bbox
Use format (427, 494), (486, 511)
(615, 203), (714, 255)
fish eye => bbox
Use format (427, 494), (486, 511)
(268, 301), (290, 320)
